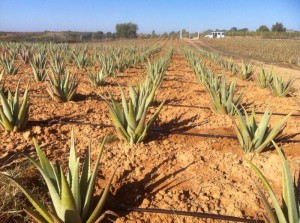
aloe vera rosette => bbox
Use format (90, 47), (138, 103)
(0, 131), (116, 223)
(0, 80), (29, 131)
(234, 106), (292, 153)
(102, 85), (165, 144)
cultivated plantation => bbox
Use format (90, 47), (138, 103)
(0, 38), (299, 223)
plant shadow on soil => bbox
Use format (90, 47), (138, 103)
(73, 92), (104, 102)
(29, 114), (89, 127)
(103, 158), (195, 222)
(276, 132), (300, 144)
(145, 113), (201, 143)
(151, 98), (183, 107)
(157, 113), (200, 132)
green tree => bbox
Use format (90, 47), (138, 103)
(272, 22), (286, 32)
(105, 32), (113, 39)
(257, 25), (270, 32)
(238, 28), (248, 32)
(92, 31), (104, 39)
(115, 22), (138, 38)
(182, 29), (189, 38)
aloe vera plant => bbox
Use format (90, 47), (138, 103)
(0, 70), (4, 89)
(203, 73), (221, 92)
(269, 75), (294, 97)
(0, 80), (29, 131)
(0, 53), (19, 75)
(234, 106), (292, 153)
(18, 48), (32, 64)
(30, 62), (47, 82)
(193, 62), (208, 84)
(31, 51), (48, 70)
(183, 48), (211, 84)
(239, 61), (254, 80)
(88, 69), (108, 87)
(221, 58), (239, 76)
(145, 57), (169, 93)
(112, 51), (129, 72)
(46, 69), (78, 102)
(72, 50), (94, 69)
(245, 142), (299, 223)
(255, 66), (274, 88)
(98, 56), (116, 78)
(50, 52), (65, 76)
(206, 76), (243, 115)
(0, 131), (116, 223)
(102, 85), (165, 144)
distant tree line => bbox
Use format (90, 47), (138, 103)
(1, 21), (299, 43)
(115, 23), (138, 38)
(257, 22), (286, 32)
(217, 22), (299, 38)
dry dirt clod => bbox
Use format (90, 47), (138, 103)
(155, 193), (163, 200)
(162, 139), (170, 145)
(33, 126), (42, 135)
(22, 131), (31, 141)
(141, 198), (150, 208)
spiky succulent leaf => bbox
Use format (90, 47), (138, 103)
(274, 142), (299, 223)
(81, 136), (106, 220)
(244, 158), (286, 222)
(255, 112), (292, 153)
(245, 142), (299, 223)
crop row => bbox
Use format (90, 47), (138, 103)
(199, 38), (300, 68)
(0, 42), (174, 222)
(197, 48), (296, 97)
(183, 47), (299, 223)
(0, 41), (298, 222)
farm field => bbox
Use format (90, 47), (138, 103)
(194, 37), (300, 69)
(0, 38), (299, 223)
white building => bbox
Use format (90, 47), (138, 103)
(205, 32), (225, 38)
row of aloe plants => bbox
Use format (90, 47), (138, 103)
(198, 48), (295, 97)
(185, 47), (299, 222)
(0, 41), (161, 80)
(198, 49), (257, 81)
(255, 66), (295, 97)
(101, 47), (173, 144)
(184, 47), (292, 154)
(0, 42), (298, 222)
(1, 129), (298, 222)
(0, 46), (173, 222)
(0, 42), (163, 105)
(0, 46), (172, 143)
(184, 47), (244, 115)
